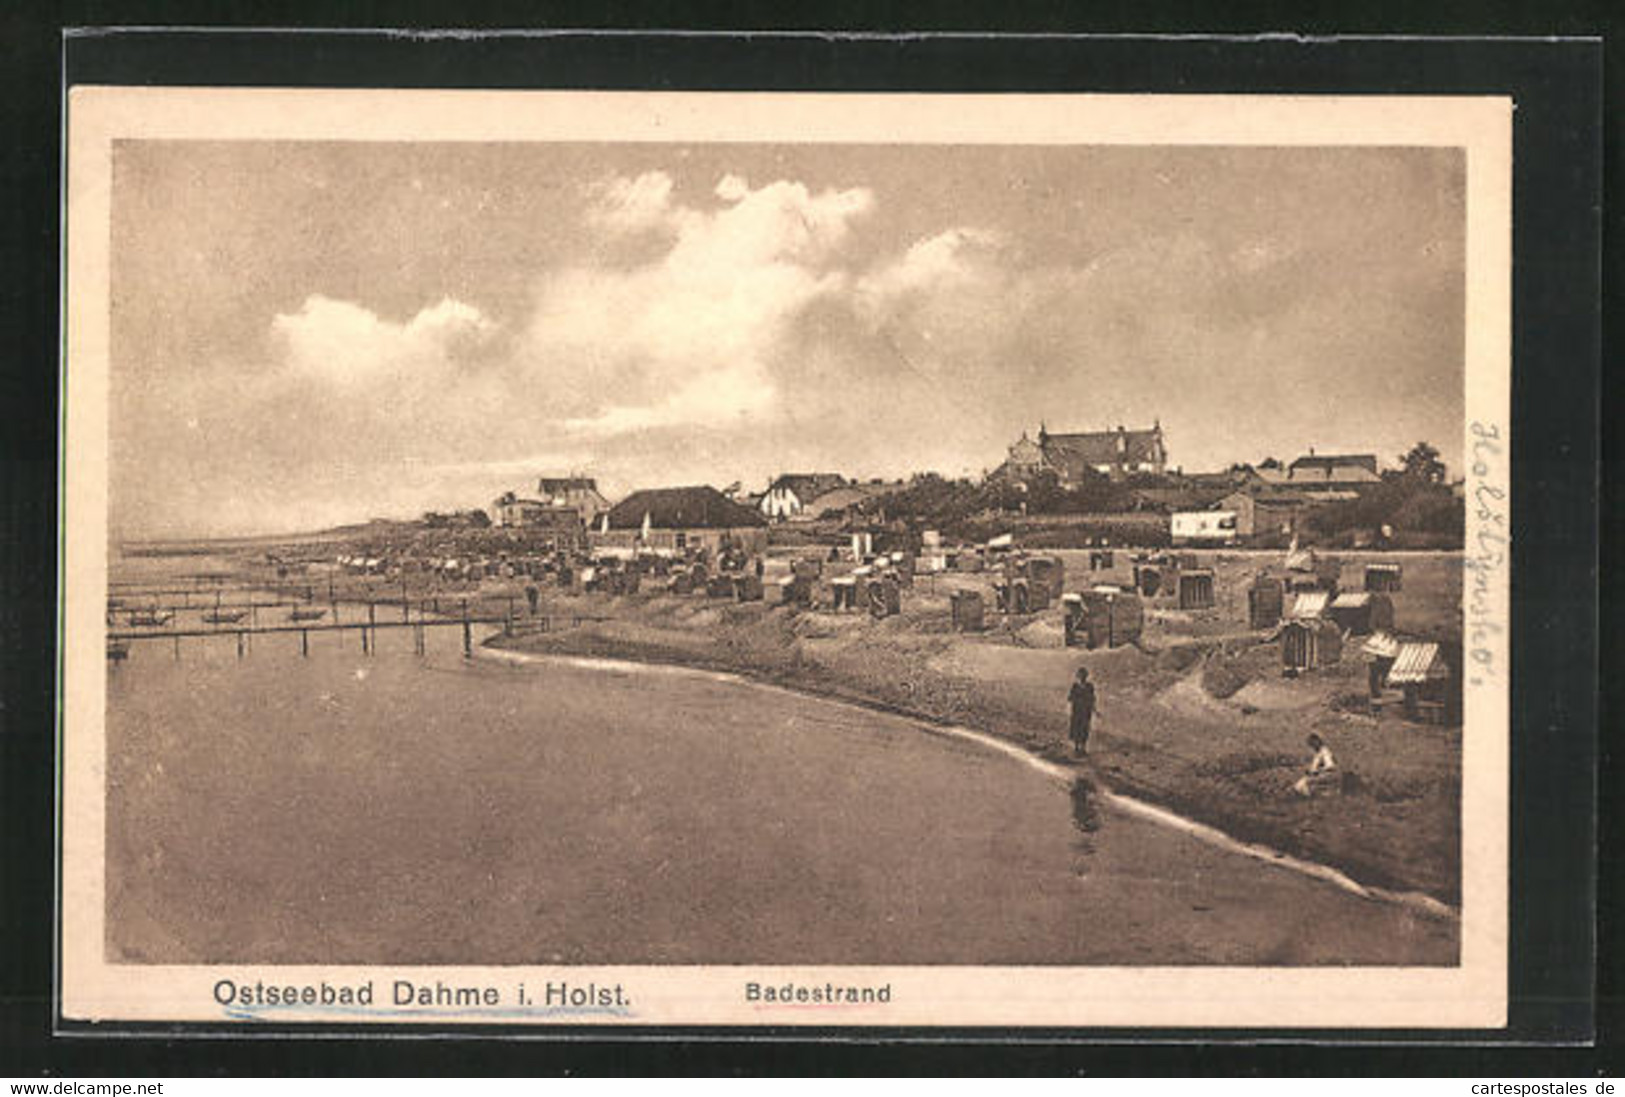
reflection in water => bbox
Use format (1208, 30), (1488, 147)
(1069, 778), (1102, 870)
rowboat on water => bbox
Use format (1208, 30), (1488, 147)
(202, 608), (249, 625)
(126, 609), (173, 627)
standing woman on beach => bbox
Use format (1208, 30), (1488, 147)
(1068, 667), (1097, 757)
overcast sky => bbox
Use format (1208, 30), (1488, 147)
(109, 141), (1464, 538)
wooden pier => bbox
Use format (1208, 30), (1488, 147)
(107, 606), (605, 660)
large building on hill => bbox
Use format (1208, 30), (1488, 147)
(999, 422), (1168, 484)
(537, 476), (611, 522)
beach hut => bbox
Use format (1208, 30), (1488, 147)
(1328, 591), (1394, 635)
(830, 575), (857, 612)
(950, 589), (985, 632)
(1026, 556), (1066, 602)
(1248, 575), (1285, 630)
(1288, 590), (1331, 620)
(1177, 568), (1216, 610)
(891, 552), (915, 587)
(1132, 564), (1162, 597)
(777, 575), (811, 608)
(1364, 563), (1404, 592)
(1314, 558), (1342, 595)
(1280, 618), (1343, 675)
(732, 573), (764, 602)
(1078, 586), (1144, 649)
(867, 575), (901, 619)
(1388, 641), (1453, 724)
(850, 566), (874, 611)
(1062, 593), (1086, 647)
(1286, 574), (1325, 595)
(1362, 631), (1403, 697)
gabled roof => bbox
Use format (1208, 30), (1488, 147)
(606, 486), (767, 530)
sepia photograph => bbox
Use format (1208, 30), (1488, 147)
(59, 87), (1512, 1028)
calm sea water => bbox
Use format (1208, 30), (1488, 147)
(104, 561), (1457, 966)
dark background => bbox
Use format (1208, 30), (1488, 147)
(1, 5), (1609, 1077)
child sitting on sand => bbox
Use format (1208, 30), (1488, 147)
(1293, 733), (1339, 797)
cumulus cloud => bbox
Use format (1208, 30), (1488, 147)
(856, 226), (1005, 309)
(524, 172), (874, 436)
(271, 295), (497, 388)
(586, 170), (677, 234)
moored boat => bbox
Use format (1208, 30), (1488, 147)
(202, 608), (249, 624)
(126, 609), (174, 627)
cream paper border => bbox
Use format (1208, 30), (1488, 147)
(61, 87), (1512, 1029)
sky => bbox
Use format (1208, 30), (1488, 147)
(108, 141), (1465, 538)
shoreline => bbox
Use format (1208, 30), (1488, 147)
(479, 640), (1458, 925)
(483, 591), (1461, 912)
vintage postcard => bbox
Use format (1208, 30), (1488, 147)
(60, 87), (1511, 1029)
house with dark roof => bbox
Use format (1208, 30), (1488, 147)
(998, 423), (1168, 483)
(594, 485), (768, 555)
(760, 473), (849, 521)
